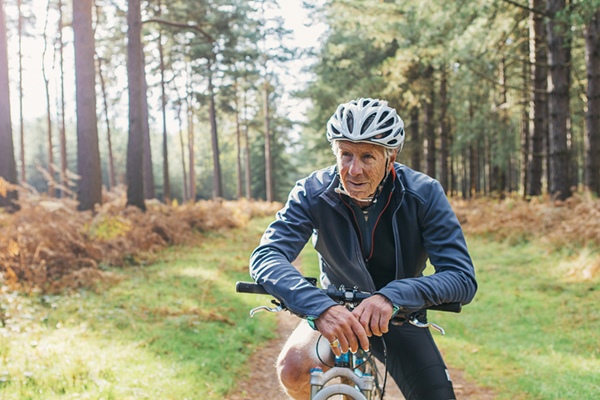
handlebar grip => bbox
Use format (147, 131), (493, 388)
(235, 281), (269, 295)
(428, 302), (462, 313)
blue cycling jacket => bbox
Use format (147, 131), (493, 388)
(249, 163), (477, 320)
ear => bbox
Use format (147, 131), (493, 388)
(388, 152), (397, 169)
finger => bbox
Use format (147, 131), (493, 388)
(346, 329), (360, 353)
(350, 318), (370, 351)
(370, 314), (383, 337)
(337, 333), (350, 354)
(355, 309), (373, 337)
(328, 337), (342, 357)
(379, 313), (390, 334)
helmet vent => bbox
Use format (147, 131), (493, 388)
(361, 114), (376, 134)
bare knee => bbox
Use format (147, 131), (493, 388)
(277, 349), (311, 398)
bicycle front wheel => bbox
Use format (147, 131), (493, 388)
(311, 384), (368, 400)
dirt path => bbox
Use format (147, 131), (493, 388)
(225, 312), (498, 399)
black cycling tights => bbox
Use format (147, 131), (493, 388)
(370, 323), (457, 400)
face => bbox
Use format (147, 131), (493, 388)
(335, 141), (396, 201)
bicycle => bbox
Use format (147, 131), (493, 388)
(236, 279), (461, 400)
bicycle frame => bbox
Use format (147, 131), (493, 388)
(310, 349), (380, 400)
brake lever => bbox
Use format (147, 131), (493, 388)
(408, 317), (446, 335)
(249, 300), (284, 317)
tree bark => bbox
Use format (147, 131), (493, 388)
(546, 0), (571, 200)
(424, 65), (436, 179)
(0, 0), (18, 210)
(263, 78), (273, 201)
(157, 3), (170, 203)
(17, 0), (25, 183)
(58, 0), (68, 196)
(208, 62), (223, 199)
(243, 88), (251, 199)
(584, 8), (600, 194)
(42, 0), (55, 197)
(439, 65), (449, 192)
(97, 56), (116, 190)
(142, 72), (155, 200)
(528, 0), (547, 196)
(234, 81), (243, 199)
(187, 68), (195, 202)
(126, 0), (146, 211)
(73, 0), (102, 211)
(409, 107), (420, 171)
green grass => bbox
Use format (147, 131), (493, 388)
(0, 217), (278, 399)
(431, 238), (600, 399)
(1, 218), (598, 399)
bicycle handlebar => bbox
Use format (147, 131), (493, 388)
(235, 279), (462, 314)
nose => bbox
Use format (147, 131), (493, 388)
(348, 158), (363, 176)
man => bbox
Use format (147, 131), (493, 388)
(250, 98), (477, 399)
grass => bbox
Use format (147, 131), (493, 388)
(0, 217), (278, 399)
(1, 216), (599, 399)
(431, 238), (600, 399)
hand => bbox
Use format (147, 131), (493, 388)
(314, 305), (370, 356)
(352, 294), (394, 337)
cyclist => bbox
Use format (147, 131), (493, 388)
(249, 98), (477, 399)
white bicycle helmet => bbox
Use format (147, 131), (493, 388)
(326, 98), (405, 150)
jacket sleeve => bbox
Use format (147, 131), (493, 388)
(249, 179), (338, 319)
(376, 179), (477, 312)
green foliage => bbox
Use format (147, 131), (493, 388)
(300, 0), (593, 192)
(86, 215), (132, 241)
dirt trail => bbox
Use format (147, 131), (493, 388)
(225, 312), (498, 399)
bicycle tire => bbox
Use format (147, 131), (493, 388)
(311, 384), (368, 400)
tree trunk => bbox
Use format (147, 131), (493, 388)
(97, 56), (116, 190)
(546, 0), (571, 200)
(126, 0), (146, 211)
(409, 107), (420, 171)
(0, 0), (18, 210)
(42, 0), (55, 197)
(243, 88), (251, 199)
(157, 12), (170, 203)
(142, 72), (155, 200)
(73, 0), (102, 211)
(528, 0), (547, 196)
(584, 8), (600, 195)
(234, 82), (243, 199)
(439, 65), (449, 192)
(187, 69), (195, 202)
(263, 78), (273, 201)
(208, 62), (223, 199)
(58, 0), (68, 196)
(424, 65), (436, 179)
(174, 97), (188, 202)
(17, 0), (25, 184)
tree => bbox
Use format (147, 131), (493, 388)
(126, 0), (146, 210)
(58, 0), (68, 196)
(156, 0), (170, 202)
(527, 0), (548, 197)
(546, 0), (572, 200)
(73, 0), (103, 211)
(584, 7), (600, 194)
(0, 0), (18, 210)
(41, 0), (54, 196)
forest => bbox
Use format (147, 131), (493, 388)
(0, 2), (599, 398)
(0, 0), (598, 212)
